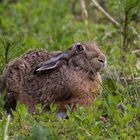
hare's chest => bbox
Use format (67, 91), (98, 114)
(65, 71), (102, 97)
(61, 70), (92, 94)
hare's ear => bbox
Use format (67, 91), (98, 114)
(33, 53), (68, 74)
(34, 60), (63, 73)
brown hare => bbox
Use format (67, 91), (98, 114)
(1, 42), (106, 118)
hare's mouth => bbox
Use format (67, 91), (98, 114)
(89, 60), (107, 73)
(98, 61), (106, 68)
(96, 59), (107, 70)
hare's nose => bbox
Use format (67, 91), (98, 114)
(98, 59), (104, 63)
(98, 54), (107, 67)
(98, 55), (106, 63)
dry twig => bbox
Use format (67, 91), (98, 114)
(80, 0), (88, 20)
(91, 0), (120, 27)
(80, 0), (89, 38)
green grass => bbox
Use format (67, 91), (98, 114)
(0, 0), (140, 139)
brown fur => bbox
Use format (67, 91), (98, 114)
(1, 42), (106, 114)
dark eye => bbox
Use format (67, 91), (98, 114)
(76, 44), (84, 52)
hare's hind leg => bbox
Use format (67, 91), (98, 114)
(4, 92), (17, 115)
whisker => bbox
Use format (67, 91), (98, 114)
(83, 56), (110, 95)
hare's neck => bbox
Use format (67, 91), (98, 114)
(88, 71), (99, 80)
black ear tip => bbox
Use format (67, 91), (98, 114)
(33, 67), (39, 75)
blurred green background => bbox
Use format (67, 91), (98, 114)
(0, 0), (140, 139)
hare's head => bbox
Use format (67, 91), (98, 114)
(34, 42), (106, 76)
(68, 42), (106, 74)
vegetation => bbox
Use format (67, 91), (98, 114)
(0, 0), (140, 139)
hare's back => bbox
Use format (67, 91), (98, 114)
(21, 49), (61, 69)
(2, 58), (31, 95)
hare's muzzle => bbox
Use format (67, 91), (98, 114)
(97, 54), (107, 68)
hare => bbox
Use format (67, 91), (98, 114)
(1, 42), (106, 117)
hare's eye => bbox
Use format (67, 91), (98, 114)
(76, 44), (84, 52)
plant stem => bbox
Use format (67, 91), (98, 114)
(4, 115), (11, 140)
(122, 8), (129, 51)
(91, 0), (120, 27)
